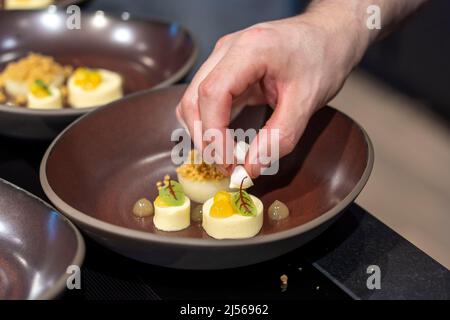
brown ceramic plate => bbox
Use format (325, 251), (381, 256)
(0, 9), (197, 139)
(40, 85), (373, 269)
(0, 178), (84, 299)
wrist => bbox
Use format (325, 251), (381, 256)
(302, 0), (373, 70)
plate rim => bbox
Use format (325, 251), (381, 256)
(0, 177), (85, 300)
(39, 85), (374, 248)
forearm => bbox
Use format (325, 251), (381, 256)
(308, 0), (427, 39)
(303, 0), (428, 67)
(178, 0), (429, 175)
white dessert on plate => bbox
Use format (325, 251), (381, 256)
(154, 196), (191, 231)
(229, 165), (253, 189)
(177, 174), (230, 204)
(176, 150), (231, 203)
(27, 81), (62, 109)
(202, 192), (263, 239)
(68, 68), (123, 108)
(153, 175), (191, 231)
(0, 53), (65, 100)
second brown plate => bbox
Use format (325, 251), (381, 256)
(0, 10), (197, 139)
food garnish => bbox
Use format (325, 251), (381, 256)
(73, 67), (102, 91)
(210, 177), (257, 218)
(176, 150), (231, 203)
(153, 174), (191, 231)
(231, 177), (257, 216)
(0, 53), (65, 88)
(155, 175), (185, 207)
(30, 79), (51, 98)
(202, 179), (263, 239)
(176, 150), (226, 181)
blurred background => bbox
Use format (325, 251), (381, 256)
(79, 0), (449, 269)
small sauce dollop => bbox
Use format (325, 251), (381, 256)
(132, 198), (154, 217)
(268, 200), (289, 221)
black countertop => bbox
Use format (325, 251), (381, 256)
(1, 136), (449, 300)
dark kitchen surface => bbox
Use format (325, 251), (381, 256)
(0, 136), (449, 300)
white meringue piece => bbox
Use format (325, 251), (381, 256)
(229, 165), (253, 189)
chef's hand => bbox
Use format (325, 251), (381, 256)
(176, 0), (426, 178)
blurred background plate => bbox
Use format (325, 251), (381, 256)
(40, 85), (373, 270)
(0, 178), (84, 299)
(0, 9), (197, 139)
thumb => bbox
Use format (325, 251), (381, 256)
(244, 86), (312, 178)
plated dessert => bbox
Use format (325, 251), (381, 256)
(202, 179), (264, 239)
(154, 175), (191, 232)
(176, 150), (231, 203)
(0, 53), (123, 109)
(132, 151), (290, 240)
(40, 85), (372, 268)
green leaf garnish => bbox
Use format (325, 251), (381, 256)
(158, 180), (185, 206)
(34, 79), (51, 95)
(231, 177), (256, 216)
